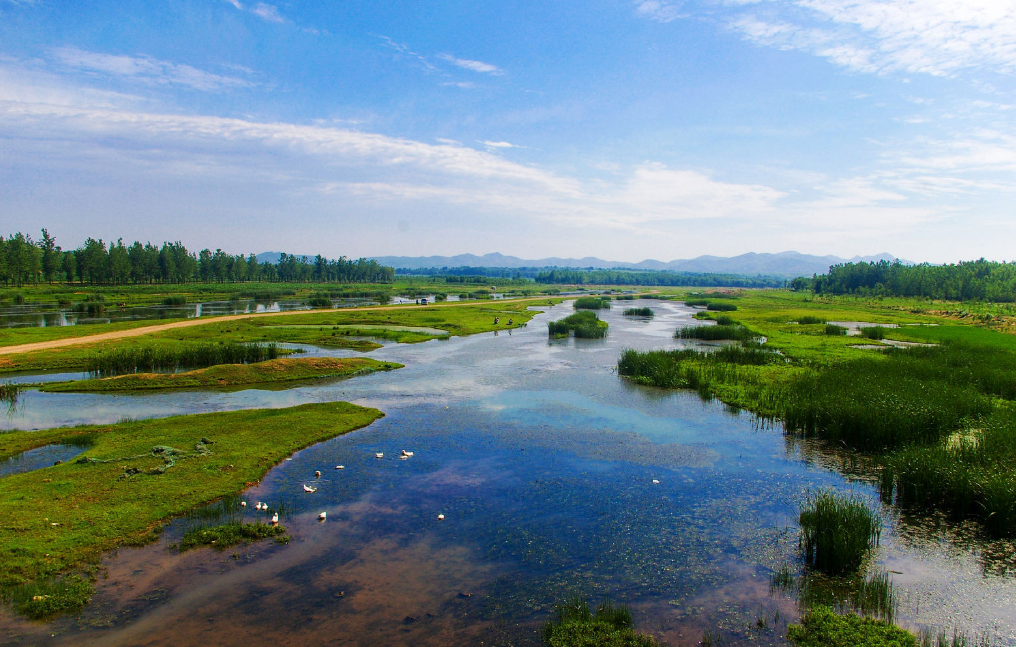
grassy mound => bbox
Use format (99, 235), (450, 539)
(543, 598), (659, 647)
(787, 606), (916, 647)
(549, 311), (609, 339)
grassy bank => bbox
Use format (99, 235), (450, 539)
(0, 402), (383, 618)
(618, 291), (1016, 537)
(40, 357), (402, 392)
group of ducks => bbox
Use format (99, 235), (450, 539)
(240, 449), (434, 525)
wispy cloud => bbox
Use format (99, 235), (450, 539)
(436, 54), (504, 75)
(251, 3), (286, 24)
(441, 81), (476, 89)
(725, 0), (1016, 77)
(223, 0), (243, 9)
(379, 36), (438, 72)
(480, 141), (519, 149)
(633, 0), (684, 23)
(52, 47), (253, 91)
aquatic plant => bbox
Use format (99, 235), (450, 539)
(787, 606), (916, 647)
(825, 324), (848, 336)
(714, 314), (736, 326)
(86, 342), (279, 376)
(676, 324), (758, 342)
(622, 307), (654, 317)
(799, 490), (880, 574)
(684, 299), (708, 307)
(543, 597), (659, 647)
(861, 326), (888, 340)
(549, 311), (608, 339)
(574, 296), (610, 310)
(798, 316), (827, 324)
(0, 382), (22, 411)
(179, 522), (288, 552)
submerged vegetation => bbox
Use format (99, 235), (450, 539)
(799, 491), (881, 574)
(86, 341), (281, 376)
(543, 598), (659, 647)
(549, 310), (609, 339)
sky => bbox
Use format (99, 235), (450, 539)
(1, 0), (1014, 263)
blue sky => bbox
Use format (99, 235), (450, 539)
(1, 0), (1014, 262)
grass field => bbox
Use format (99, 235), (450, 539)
(0, 402), (383, 618)
(39, 357), (402, 392)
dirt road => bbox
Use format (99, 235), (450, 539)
(0, 298), (556, 356)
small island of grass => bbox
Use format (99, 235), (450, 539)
(179, 522), (289, 552)
(548, 311), (608, 339)
(40, 357), (402, 392)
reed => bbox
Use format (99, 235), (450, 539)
(306, 296), (332, 307)
(549, 310), (608, 339)
(825, 324), (848, 336)
(799, 490), (881, 574)
(714, 314), (737, 325)
(623, 307), (654, 317)
(677, 324), (758, 341)
(86, 342), (279, 377)
(574, 296), (610, 310)
(0, 382), (22, 412)
(861, 326), (888, 340)
(798, 316), (827, 324)
(161, 295), (187, 306)
(706, 302), (738, 312)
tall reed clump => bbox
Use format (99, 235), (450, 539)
(549, 310), (608, 339)
(799, 490), (881, 574)
(798, 316), (827, 325)
(543, 597), (660, 647)
(617, 346), (785, 389)
(87, 342), (279, 377)
(306, 293), (333, 307)
(574, 296), (610, 310)
(825, 324), (848, 336)
(706, 302), (737, 312)
(861, 326), (888, 340)
(677, 324), (758, 342)
(623, 307), (654, 317)
(161, 296), (187, 306)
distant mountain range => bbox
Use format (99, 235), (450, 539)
(254, 250), (901, 277)
(364, 251), (902, 277)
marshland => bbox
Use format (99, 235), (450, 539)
(2, 284), (1016, 646)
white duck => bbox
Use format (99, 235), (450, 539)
(401, 450), (414, 457)
(335, 465), (345, 470)
(375, 452), (384, 459)
(240, 501), (247, 507)
(314, 470), (321, 478)
(271, 512), (279, 524)
(303, 484), (317, 493)
(318, 511), (327, 521)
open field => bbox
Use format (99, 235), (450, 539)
(39, 357), (402, 392)
(0, 402), (383, 617)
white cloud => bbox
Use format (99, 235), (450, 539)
(480, 140), (519, 149)
(727, 0), (1016, 77)
(251, 3), (286, 23)
(441, 81), (476, 89)
(224, 0), (243, 9)
(437, 54), (503, 75)
(634, 0), (684, 23)
(53, 47), (253, 91)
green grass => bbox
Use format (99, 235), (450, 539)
(40, 357), (402, 392)
(799, 491), (881, 574)
(178, 522), (288, 551)
(826, 324), (848, 336)
(543, 598), (660, 647)
(787, 606), (917, 647)
(0, 402), (384, 617)
(549, 310), (609, 339)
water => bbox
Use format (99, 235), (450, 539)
(0, 444), (87, 478)
(1, 300), (1013, 645)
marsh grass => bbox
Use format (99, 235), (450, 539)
(549, 311), (608, 339)
(543, 597), (659, 647)
(787, 606), (915, 647)
(714, 314), (737, 326)
(87, 342), (279, 376)
(161, 296), (187, 306)
(677, 324), (758, 342)
(622, 307), (654, 317)
(574, 296), (610, 310)
(772, 567), (898, 624)
(3, 576), (92, 620)
(178, 522), (288, 551)
(861, 326), (888, 340)
(707, 302), (738, 312)
(799, 490), (881, 574)
(825, 324), (848, 336)
(798, 316), (827, 324)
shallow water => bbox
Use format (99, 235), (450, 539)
(2, 300), (1014, 645)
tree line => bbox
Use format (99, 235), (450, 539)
(796, 259), (1016, 302)
(534, 269), (786, 288)
(0, 229), (395, 286)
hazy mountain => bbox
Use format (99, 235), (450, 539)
(366, 251), (901, 277)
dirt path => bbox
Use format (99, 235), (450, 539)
(0, 297), (556, 356)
